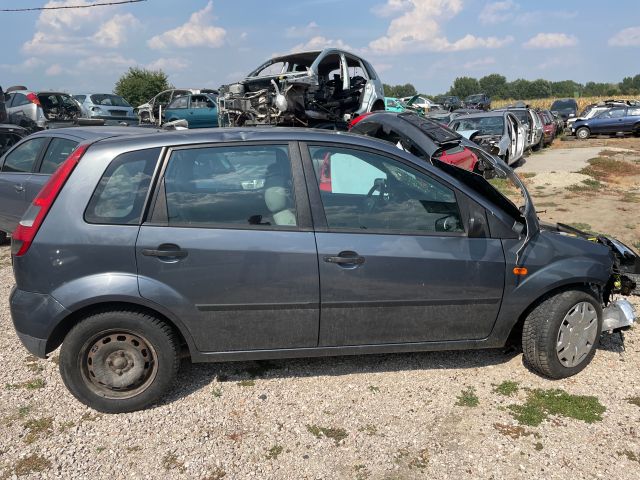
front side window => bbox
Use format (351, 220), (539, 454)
(40, 138), (78, 174)
(1, 137), (47, 173)
(602, 108), (625, 119)
(168, 96), (188, 109)
(163, 145), (297, 227)
(85, 148), (160, 225)
(310, 146), (463, 234)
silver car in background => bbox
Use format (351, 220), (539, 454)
(73, 93), (137, 124)
(494, 106), (544, 151)
(4, 87), (82, 130)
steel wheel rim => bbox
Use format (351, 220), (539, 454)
(556, 301), (598, 368)
(81, 330), (158, 399)
(577, 129), (588, 139)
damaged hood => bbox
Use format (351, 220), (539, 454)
(457, 129), (479, 140)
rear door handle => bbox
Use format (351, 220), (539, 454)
(324, 251), (365, 265)
(142, 244), (188, 259)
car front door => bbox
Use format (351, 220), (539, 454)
(595, 108), (626, 133)
(136, 142), (320, 353)
(302, 144), (505, 346)
(0, 136), (48, 232)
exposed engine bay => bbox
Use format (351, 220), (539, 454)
(542, 222), (639, 297)
(38, 93), (81, 122)
(218, 49), (384, 128)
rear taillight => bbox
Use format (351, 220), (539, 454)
(12, 144), (89, 257)
(348, 112), (374, 130)
(26, 93), (41, 106)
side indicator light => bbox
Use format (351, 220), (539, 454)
(513, 267), (528, 276)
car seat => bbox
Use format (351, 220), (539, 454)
(264, 150), (296, 226)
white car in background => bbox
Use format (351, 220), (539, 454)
(400, 96), (440, 112)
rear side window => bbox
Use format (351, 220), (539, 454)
(40, 137), (78, 174)
(85, 148), (160, 225)
(1, 137), (47, 173)
(162, 145), (297, 227)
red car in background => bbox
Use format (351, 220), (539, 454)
(348, 111), (482, 175)
(537, 110), (557, 146)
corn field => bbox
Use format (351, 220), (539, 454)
(492, 96), (640, 112)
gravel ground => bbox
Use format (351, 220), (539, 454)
(1, 243), (639, 479)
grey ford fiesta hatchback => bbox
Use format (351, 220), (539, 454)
(8, 126), (638, 413)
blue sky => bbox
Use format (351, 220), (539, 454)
(1, 0), (639, 96)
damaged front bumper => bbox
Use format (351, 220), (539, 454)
(602, 299), (637, 333)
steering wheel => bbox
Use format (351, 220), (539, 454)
(363, 178), (388, 213)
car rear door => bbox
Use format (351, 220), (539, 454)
(0, 136), (48, 232)
(301, 143), (505, 346)
(136, 142), (320, 353)
(26, 135), (80, 204)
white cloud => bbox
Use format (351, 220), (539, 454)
(76, 53), (135, 71)
(45, 64), (63, 76)
(369, 0), (513, 54)
(479, 1), (516, 25)
(372, 62), (393, 73)
(608, 26), (640, 47)
(290, 36), (353, 52)
(148, 1), (226, 49)
(0, 58), (45, 74)
(285, 22), (319, 38)
(463, 56), (496, 70)
(523, 32), (578, 49)
(371, 0), (412, 17)
(93, 13), (140, 47)
(146, 57), (190, 72)
(22, 0), (140, 55)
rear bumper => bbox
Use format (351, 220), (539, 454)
(10, 287), (70, 358)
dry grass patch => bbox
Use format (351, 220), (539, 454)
(579, 157), (640, 181)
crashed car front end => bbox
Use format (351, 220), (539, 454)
(218, 49), (380, 128)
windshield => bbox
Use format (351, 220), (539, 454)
(510, 110), (529, 125)
(452, 116), (504, 136)
(465, 94), (484, 102)
(551, 99), (576, 111)
(90, 94), (130, 107)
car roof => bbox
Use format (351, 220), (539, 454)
(27, 126), (160, 141)
(0, 124), (28, 134)
(451, 111), (508, 119)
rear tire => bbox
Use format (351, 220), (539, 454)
(576, 127), (590, 140)
(59, 309), (180, 413)
(522, 290), (602, 379)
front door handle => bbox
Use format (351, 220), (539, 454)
(324, 251), (365, 266)
(14, 184), (24, 193)
(142, 244), (188, 259)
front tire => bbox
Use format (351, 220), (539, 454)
(576, 127), (590, 140)
(60, 309), (180, 413)
(522, 290), (602, 379)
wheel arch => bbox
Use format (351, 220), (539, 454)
(505, 282), (602, 346)
(370, 99), (385, 112)
(46, 300), (195, 359)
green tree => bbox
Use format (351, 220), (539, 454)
(448, 76), (480, 99)
(583, 81), (619, 97)
(527, 79), (553, 98)
(383, 83), (418, 98)
(114, 67), (171, 109)
(550, 80), (582, 98)
(619, 74), (640, 95)
(507, 78), (531, 100)
(478, 74), (508, 99)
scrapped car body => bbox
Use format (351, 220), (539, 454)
(538, 110), (557, 146)
(163, 93), (219, 128)
(572, 106), (640, 139)
(217, 49), (385, 128)
(349, 111), (481, 174)
(384, 97), (405, 113)
(550, 98), (578, 122)
(5, 87), (82, 130)
(8, 127), (638, 413)
(494, 106), (544, 151)
(400, 96), (439, 112)
(0, 86), (7, 124)
(464, 93), (491, 111)
(73, 94), (137, 125)
(0, 124), (27, 156)
(136, 88), (218, 125)
(434, 95), (463, 111)
(449, 111), (525, 164)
